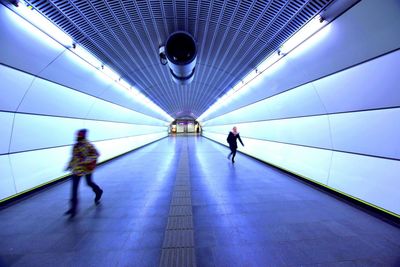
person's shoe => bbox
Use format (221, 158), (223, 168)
(64, 209), (76, 218)
(95, 189), (103, 205)
(232, 159), (235, 163)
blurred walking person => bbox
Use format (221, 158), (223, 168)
(65, 129), (103, 218)
(227, 126), (244, 163)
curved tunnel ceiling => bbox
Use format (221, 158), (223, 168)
(23, 0), (334, 119)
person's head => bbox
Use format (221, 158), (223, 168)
(232, 126), (237, 134)
(76, 129), (87, 142)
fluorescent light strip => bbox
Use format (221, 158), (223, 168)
(124, 87), (172, 121)
(198, 15), (328, 122)
(130, 86), (140, 95)
(15, 1), (73, 47)
(242, 69), (258, 84)
(257, 53), (282, 73)
(280, 15), (327, 54)
(118, 79), (131, 89)
(101, 66), (120, 81)
(135, 94), (146, 102)
(73, 45), (102, 68)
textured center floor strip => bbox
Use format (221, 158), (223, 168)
(160, 142), (196, 267)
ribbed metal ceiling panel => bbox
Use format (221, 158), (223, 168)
(25, 0), (333, 119)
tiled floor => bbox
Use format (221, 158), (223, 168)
(0, 136), (399, 267)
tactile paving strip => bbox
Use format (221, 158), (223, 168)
(169, 205), (193, 216)
(163, 230), (194, 248)
(159, 248), (196, 267)
(160, 145), (196, 267)
(173, 191), (191, 198)
(171, 197), (192, 206)
(175, 180), (191, 186)
(174, 185), (191, 191)
(167, 216), (194, 230)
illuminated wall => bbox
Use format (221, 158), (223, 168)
(0, 5), (169, 201)
(200, 0), (400, 216)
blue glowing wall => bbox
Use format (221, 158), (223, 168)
(200, 0), (400, 216)
(0, 5), (169, 201)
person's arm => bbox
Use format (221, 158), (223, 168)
(66, 145), (77, 171)
(238, 134), (244, 146)
(86, 143), (99, 164)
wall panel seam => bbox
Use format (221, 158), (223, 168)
(202, 105), (400, 126)
(0, 110), (166, 126)
(311, 81), (335, 185)
(203, 132), (400, 162)
(4, 132), (168, 156)
(6, 151), (17, 195)
(6, 112), (16, 154)
(8, 74), (36, 153)
(36, 48), (67, 80)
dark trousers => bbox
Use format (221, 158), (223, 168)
(70, 173), (102, 212)
(228, 146), (237, 161)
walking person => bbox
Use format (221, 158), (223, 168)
(227, 126), (244, 163)
(65, 129), (103, 218)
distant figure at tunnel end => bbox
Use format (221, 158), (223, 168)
(64, 129), (103, 218)
(227, 126), (244, 163)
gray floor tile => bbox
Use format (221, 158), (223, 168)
(0, 136), (398, 267)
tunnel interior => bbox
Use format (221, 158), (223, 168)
(0, 0), (399, 265)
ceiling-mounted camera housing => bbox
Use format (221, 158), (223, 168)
(164, 31), (197, 85)
(159, 46), (167, 65)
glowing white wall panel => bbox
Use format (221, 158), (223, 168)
(204, 51), (400, 125)
(39, 53), (167, 120)
(18, 77), (95, 117)
(88, 99), (166, 125)
(346, 0), (400, 59)
(206, 107), (400, 160)
(0, 112), (14, 154)
(8, 133), (167, 194)
(0, 65), (34, 112)
(205, 115), (332, 149)
(329, 108), (400, 159)
(0, 156), (16, 200)
(9, 113), (168, 153)
(95, 132), (167, 162)
(10, 114), (84, 152)
(0, 5), (65, 76)
(329, 152), (400, 215)
(205, 51), (400, 127)
(9, 146), (71, 193)
(84, 120), (166, 141)
(99, 83), (142, 109)
(98, 84), (166, 121)
(204, 82), (327, 126)
(315, 50), (400, 113)
(38, 49), (112, 97)
(11, 68), (166, 125)
(203, 131), (332, 185)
